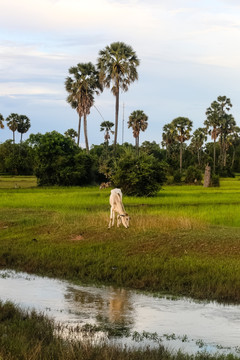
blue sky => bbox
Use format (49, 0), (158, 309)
(1, 0), (240, 146)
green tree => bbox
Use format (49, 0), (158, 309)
(6, 113), (19, 143)
(33, 131), (95, 186)
(65, 62), (102, 152)
(111, 149), (166, 196)
(97, 42), (140, 148)
(189, 127), (207, 166)
(128, 110), (148, 154)
(219, 113), (236, 167)
(172, 117), (193, 172)
(100, 121), (114, 146)
(161, 123), (177, 160)
(204, 96), (232, 172)
(0, 113), (4, 130)
(17, 115), (31, 142)
(227, 126), (240, 169)
(0, 140), (34, 175)
(64, 128), (78, 142)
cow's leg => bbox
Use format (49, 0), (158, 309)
(108, 207), (113, 228)
(117, 215), (121, 227)
(112, 210), (115, 226)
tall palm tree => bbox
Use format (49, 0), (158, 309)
(0, 113), (4, 130)
(172, 117), (193, 172)
(6, 113), (19, 143)
(65, 62), (102, 152)
(204, 96), (232, 172)
(161, 123), (177, 159)
(227, 126), (240, 169)
(219, 113), (236, 167)
(100, 121), (114, 146)
(97, 42), (140, 148)
(17, 115), (31, 142)
(190, 127), (207, 166)
(128, 110), (148, 154)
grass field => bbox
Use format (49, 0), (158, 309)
(1, 176), (240, 303)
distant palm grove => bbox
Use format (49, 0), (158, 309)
(1, 42), (240, 195)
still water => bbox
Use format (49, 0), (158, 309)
(0, 269), (240, 355)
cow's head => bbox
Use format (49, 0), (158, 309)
(120, 213), (130, 228)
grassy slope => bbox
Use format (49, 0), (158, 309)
(1, 176), (240, 302)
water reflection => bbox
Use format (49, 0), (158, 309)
(0, 269), (240, 356)
(64, 286), (134, 327)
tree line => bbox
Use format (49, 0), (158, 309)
(0, 113), (31, 143)
(1, 41), (240, 195)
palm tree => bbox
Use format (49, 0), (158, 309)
(190, 127), (207, 166)
(65, 62), (102, 152)
(6, 113), (19, 143)
(227, 126), (240, 169)
(128, 110), (148, 154)
(17, 115), (31, 142)
(219, 113), (236, 167)
(172, 117), (193, 172)
(97, 42), (140, 148)
(204, 96), (232, 172)
(64, 128), (78, 142)
(0, 113), (4, 130)
(161, 123), (177, 159)
(100, 121), (114, 146)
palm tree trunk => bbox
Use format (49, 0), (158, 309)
(136, 135), (140, 156)
(83, 112), (89, 153)
(77, 114), (82, 146)
(213, 139), (216, 173)
(198, 148), (200, 166)
(231, 148), (235, 169)
(13, 131), (15, 144)
(180, 142), (183, 172)
(114, 88), (119, 148)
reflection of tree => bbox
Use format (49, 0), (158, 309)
(64, 286), (134, 329)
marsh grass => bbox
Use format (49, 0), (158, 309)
(1, 177), (240, 302)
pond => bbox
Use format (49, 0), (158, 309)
(0, 269), (240, 356)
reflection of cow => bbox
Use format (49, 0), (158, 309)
(109, 289), (129, 323)
(108, 188), (130, 228)
(99, 182), (111, 190)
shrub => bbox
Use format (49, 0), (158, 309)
(211, 174), (220, 187)
(173, 170), (182, 184)
(34, 131), (95, 186)
(0, 140), (34, 175)
(110, 149), (166, 196)
(185, 166), (202, 184)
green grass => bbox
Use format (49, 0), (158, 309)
(1, 176), (240, 302)
(0, 175), (37, 188)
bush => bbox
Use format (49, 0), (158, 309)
(0, 140), (34, 175)
(219, 166), (235, 178)
(110, 150), (166, 196)
(211, 174), (220, 187)
(185, 166), (202, 184)
(173, 170), (182, 184)
(34, 131), (95, 186)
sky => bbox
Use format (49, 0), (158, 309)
(1, 0), (240, 147)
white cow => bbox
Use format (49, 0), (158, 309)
(108, 188), (130, 229)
